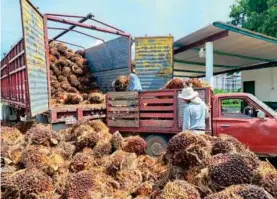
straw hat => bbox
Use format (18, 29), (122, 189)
(178, 87), (198, 100)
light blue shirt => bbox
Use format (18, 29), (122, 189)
(128, 73), (142, 91)
(183, 101), (208, 131)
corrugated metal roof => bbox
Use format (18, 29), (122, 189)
(174, 21), (277, 77)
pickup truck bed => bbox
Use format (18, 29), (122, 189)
(106, 88), (211, 134)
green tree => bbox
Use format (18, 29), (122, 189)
(229, 0), (277, 37)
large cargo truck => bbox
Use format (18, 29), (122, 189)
(1, 0), (131, 130)
(1, 0), (276, 158)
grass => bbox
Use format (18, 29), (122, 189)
(222, 104), (241, 108)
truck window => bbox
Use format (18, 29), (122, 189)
(221, 98), (256, 118)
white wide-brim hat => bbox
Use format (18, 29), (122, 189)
(178, 87), (198, 100)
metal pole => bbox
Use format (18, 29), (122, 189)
(48, 27), (105, 42)
(89, 18), (125, 33)
(54, 40), (86, 49)
(205, 42), (214, 88)
(45, 13), (95, 18)
(49, 13), (93, 43)
(46, 15), (131, 38)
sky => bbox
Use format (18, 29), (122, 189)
(0, 0), (236, 58)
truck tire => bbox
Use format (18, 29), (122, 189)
(143, 134), (169, 157)
(1, 104), (11, 121)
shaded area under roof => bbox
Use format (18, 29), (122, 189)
(173, 21), (277, 78)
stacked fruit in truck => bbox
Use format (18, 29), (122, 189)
(49, 42), (105, 106)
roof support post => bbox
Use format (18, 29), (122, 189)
(206, 42), (214, 88)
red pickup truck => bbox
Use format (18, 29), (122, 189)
(106, 88), (277, 157)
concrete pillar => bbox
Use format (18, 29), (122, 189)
(205, 42), (214, 88)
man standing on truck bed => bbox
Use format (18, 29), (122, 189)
(178, 87), (208, 134)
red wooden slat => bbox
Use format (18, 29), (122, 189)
(140, 120), (174, 127)
(140, 98), (174, 104)
(107, 106), (139, 112)
(16, 72), (18, 101)
(108, 100), (139, 106)
(108, 119), (139, 127)
(52, 107), (77, 112)
(108, 112), (138, 119)
(173, 88), (178, 129)
(140, 91), (174, 97)
(51, 111), (58, 122)
(107, 92), (138, 99)
(140, 113), (174, 118)
(140, 106), (174, 111)
(23, 70), (26, 104)
(77, 108), (83, 120)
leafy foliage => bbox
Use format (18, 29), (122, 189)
(229, 0), (277, 37)
(213, 89), (241, 106)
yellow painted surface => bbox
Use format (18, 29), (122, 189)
(21, 0), (49, 116)
(135, 37), (173, 77)
(22, 0), (46, 69)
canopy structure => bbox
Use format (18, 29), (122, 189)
(173, 21), (277, 79)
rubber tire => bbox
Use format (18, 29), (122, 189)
(1, 104), (11, 121)
(143, 134), (169, 157)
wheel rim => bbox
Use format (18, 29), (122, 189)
(150, 142), (165, 156)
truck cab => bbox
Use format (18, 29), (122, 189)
(213, 93), (277, 156)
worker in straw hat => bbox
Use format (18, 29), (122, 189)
(178, 87), (209, 134)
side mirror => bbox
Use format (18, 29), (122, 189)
(257, 110), (266, 120)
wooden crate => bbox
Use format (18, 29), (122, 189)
(107, 92), (139, 127)
(139, 90), (177, 129)
(51, 106), (106, 124)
